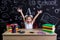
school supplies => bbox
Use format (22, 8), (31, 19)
(6, 23), (19, 33)
(42, 24), (55, 34)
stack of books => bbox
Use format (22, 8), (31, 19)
(42, 24), (55, 34)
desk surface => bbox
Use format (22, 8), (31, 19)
(3, 29), (57, 36)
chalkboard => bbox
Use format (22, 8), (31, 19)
(0, 0), (60, 28)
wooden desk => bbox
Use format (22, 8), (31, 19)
(3, 29), (57, 40)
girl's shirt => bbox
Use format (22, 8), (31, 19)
(25, 22), (33, 29)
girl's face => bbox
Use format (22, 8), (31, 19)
(25, 16), (33, 23)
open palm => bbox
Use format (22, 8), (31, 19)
(17, 8), (22, 13)
(38, 10), (42, 14)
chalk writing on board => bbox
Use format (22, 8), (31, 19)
(15, 16), (18, 20)
(41, 13), (59, 25)
(15, 16), (22, 20)
(55, 8), (60, 14)
(26, 8), (32, 15)
(48, 16), (59, 25)
(28, 0), (36, 6)
(28, 0), (57, 6)
(2, 13), (10, 18)
(1, 6), (8, 12)
(28, 0), (57, 9)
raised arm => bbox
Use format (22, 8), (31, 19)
(17, 8), (25, 22)
(32, 10), (42, 24)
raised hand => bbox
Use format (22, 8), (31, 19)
(38, 10), (42, 14)
(17, 8), (22, 13)
(17, 8), (25, 21)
